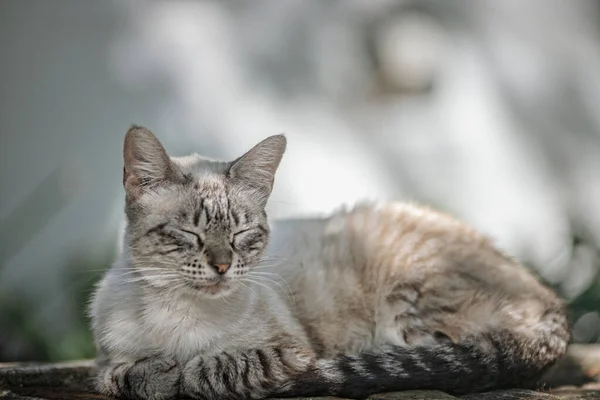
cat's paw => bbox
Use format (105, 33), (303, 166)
(97, 357), (181, 400)
(126, 357), (180, 400)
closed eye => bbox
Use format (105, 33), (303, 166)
(230, 228), (254, 248)
(159, 246), (184, 255)
(179, 229), (204, 248)
(233, 228), (252, 238)
(231, 229), (264, 251)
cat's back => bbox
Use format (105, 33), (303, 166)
(270, 202), (497, 279)
(272, 202), (545, 289)
(267, 202), (561, 356)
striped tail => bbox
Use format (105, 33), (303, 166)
(273, 327), (569, 399)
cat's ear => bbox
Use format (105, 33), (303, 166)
(228, 134), (287, 206)
(123, 125), (183, 200)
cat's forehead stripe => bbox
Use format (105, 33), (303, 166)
(193, 207), (201, 227)
(196, 194), (233, 228)
(195, 176), (226, 192)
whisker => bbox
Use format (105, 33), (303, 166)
(121, 274), (182, 284)
(121, 258), (184, 267)
(163, 281), (189, 295)
(237, 279), (259, 298)
(75, 266), (167, 274)
(98, 268), (181, 280)
(249, 271), (295, 303)
(240, 278), (278, 298)
(249, 275), (296, 307)
(252, 264), (281, 269)
(259, 255), (290, 261)
(242, 277), (296, 307)
(220, 293), (232, 305)
(111, 268), (169, 277)
(252, 259), (302, 269)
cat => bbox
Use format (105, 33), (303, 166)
(89, 125), (569, 400)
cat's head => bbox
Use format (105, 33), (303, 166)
(122, 125), (286, 299)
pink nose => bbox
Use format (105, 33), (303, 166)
(214, 263), (230, 275)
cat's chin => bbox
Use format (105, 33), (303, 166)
(183, 279), (237, 299)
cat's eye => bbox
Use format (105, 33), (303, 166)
(230, 228), (264, 252)
(179, 229), (204, 249)
(160, 246), (184, 255)
(230, 228), (254, 245)
(232, 228), (252, 238)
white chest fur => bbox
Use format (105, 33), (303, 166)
(101, 289), (259, 363)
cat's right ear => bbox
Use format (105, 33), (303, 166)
(123, 125), (182, 200)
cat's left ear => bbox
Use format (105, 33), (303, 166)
(228, 134), (287, 206)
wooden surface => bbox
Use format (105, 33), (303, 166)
(1, 345), (599, 400)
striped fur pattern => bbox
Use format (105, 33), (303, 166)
(275, 322), (567, 398)
(90, 126), (569, 400)
(95, 356), (180, 400)
(180, 335), (314, 400)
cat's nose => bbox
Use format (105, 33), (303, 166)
(206, 246), (232, 275)
(212, 263), (230, 275)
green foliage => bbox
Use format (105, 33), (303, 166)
(0, 247), (112, 362)
(53, 248), (114, 361)
(0, 293), (52, 361)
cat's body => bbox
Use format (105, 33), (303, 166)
(90, 126), (569, 400)
(268, 203), (565, 357)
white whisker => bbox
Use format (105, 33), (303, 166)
(121, 274), (182, 285)
(249, 271), (296, 306)
(249, 275), (296, 307)
(237, 279), (259, 298)
(241, 277), (294, 306)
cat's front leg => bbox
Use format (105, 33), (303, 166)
(181, 344), (315, 400)
(94, 356), (181, 400)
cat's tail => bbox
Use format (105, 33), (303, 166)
(274, 314), (569, 399)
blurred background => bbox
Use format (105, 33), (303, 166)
(1, 0), (599, 363)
